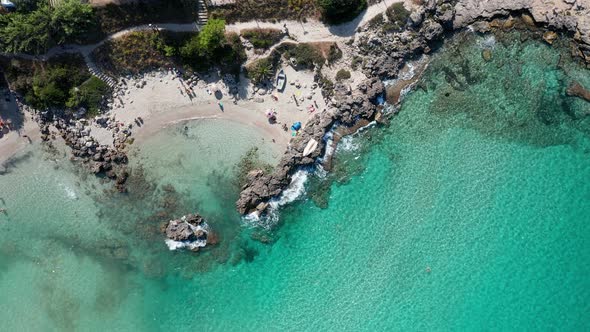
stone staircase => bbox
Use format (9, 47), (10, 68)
(197, 0), (209, 26)
(84, 54), (117, 88)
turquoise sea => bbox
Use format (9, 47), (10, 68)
(1, 31), (589, 331)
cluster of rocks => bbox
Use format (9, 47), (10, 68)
(236, 77), (384, 215)
(41, 117), (130, 191)
(163, 213), (210, 252)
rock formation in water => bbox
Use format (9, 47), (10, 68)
(236, 78), (384, 215)
(235, 0), (590, 216)
(164, 213), (210, 251)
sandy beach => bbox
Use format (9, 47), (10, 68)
(91, 65), (326, 151)
(0, 64), (326, 165)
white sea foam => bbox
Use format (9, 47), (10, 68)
(165, 222), (209, 251)
(243, 170), (309, 229)
(59, 183), (78, 200)
(478, 35), (496, 50)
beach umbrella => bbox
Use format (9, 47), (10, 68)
(266, 109), (274, 118)
(291, 122), (301, 131)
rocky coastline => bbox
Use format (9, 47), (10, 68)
(235, 0), (590, 216)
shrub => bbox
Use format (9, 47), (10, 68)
(197, 18), (226, 55)
(327, 43), (342, 64)
(67, 76), (110, 117)
(317, 0), (367, 24)
(386, 2), (410, 29)
(27, 63), (90, 109)
(0, 0), (96, 54)
(335, 69), (351, 81)
(246, 57), (276, 84)
(241, 28), (283, 50)
(284, 43), (324, 69)
(367, 12), (384, 29)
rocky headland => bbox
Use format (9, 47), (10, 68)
(236, 0), (590, 216)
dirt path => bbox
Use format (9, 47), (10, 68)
(1, 1), (406, 62)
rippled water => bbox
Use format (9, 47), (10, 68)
(1, 31), (589, 331)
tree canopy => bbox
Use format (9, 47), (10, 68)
(317, 0), (366, 23)
(0, 0), (96, 54)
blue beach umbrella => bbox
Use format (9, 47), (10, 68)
(291, 122), (301, 131)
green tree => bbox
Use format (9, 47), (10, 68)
(0, 4), (51, 54)
(50, 0), (96, 44)
(317, 0), (366, 23)
(247, 58), (274, 84)
(198, 18), (226, 55)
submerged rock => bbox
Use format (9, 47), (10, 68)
(543, 31), (558, 45)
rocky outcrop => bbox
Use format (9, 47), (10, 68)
(453, 0), (590, 63)
(236, 78), (384, 215)
(164, 213), (210, 251)
(237, 0), (590, 217)
(40, 115), (130, 192)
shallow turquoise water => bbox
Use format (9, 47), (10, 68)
(1, 31), (589, 331)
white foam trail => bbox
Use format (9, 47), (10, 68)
(243, 170), (309, 229)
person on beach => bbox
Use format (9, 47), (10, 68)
(218, 101), (224, 111)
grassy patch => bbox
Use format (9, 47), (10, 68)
(67, 76), (111, 117)
(245, 51), (281, 84)
(327, 43), (342, 65)
(241, 28), (284, 50)
(92, 31), (174, 76)
(93, 21), (246, 78)
(283, 43), (325, 69)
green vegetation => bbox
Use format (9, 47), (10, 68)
(351, 55), (363, 70)
(93, 0), (197, 35)
(211, 0), (318, 24)
(95, 20), (246, 77)
(317, 0), (367, 24)
(179, 19), (246, 74)
(367, 12), (384, 29)
(284, 43), (325, 69)
(241, 28), (284, 50)
(327, 43), (342, 64)
(2, 55), (109, 114)
(0, 0), (96, 54)
(66, 76), (110, 117)
(246, 57), (277, 84)
(335, 69), (351, 81)
(317, 71), (334, 98)
(384, 2), (410, 31)
(93, 31), (174, 76)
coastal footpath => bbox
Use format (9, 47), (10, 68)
(235, 0), (590, 216)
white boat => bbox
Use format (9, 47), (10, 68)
(302, 139), (318, 157)
(276, 70), (286, 92)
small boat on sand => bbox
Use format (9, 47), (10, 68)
(276, 70), (287, 92)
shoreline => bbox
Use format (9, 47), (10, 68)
(1, 0), (589, 212)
